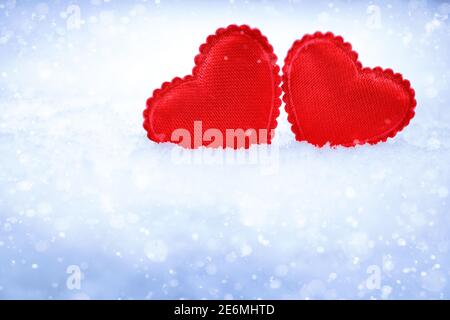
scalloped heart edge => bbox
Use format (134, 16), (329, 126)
(282, 31), (417, 148)
(143, 24), (282, 149)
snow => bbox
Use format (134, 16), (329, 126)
(0, 0), (450, 299)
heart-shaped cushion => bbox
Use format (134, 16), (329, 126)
(282, 32), (416, 147)
(143, 25), (281, 149)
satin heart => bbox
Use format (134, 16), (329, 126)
(283, 32), (416, 147)
(143, 25), (281, 149)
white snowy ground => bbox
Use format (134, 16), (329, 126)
(0, 0), (450, 299)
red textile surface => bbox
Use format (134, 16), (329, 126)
(143, 25), (282, 149)
(283, 32), (416, 147)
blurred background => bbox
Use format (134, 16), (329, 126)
(0, 0), (449, 299)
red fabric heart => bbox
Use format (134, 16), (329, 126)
(283, 32), (416, 147)
(143, 25), (281, 149)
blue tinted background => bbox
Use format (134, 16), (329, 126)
(0, 0), (450, 299)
